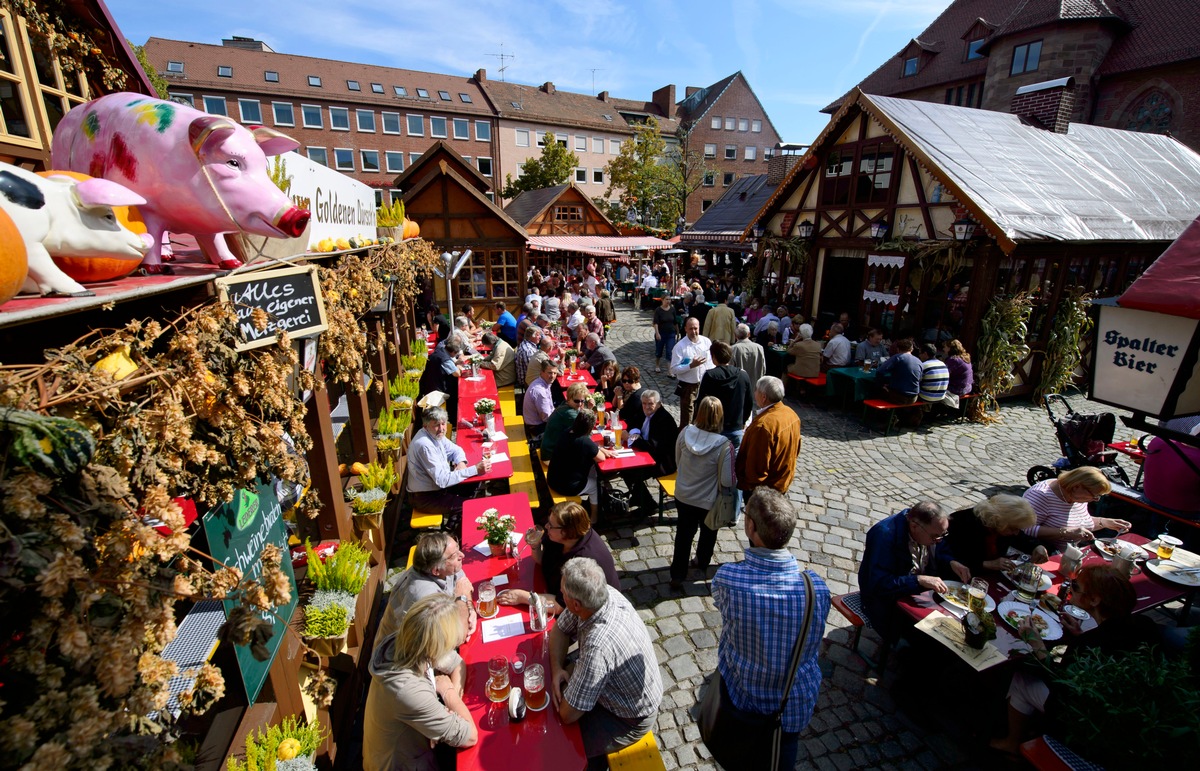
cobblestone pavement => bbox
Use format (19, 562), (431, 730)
(593, 305), (1152, 771)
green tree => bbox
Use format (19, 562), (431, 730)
(500, 132), (579, 199)
(130, 42), (170, 99)
(663, 121), (711, 227)
(604, 116), (707, 229)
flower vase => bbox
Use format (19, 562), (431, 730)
(489, 542), (506, 557)
(471, 363), (480, 378)
(485, 413), (496, 434)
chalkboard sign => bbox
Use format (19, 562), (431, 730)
(215, 265), (328, 352)
(201, 481), (298, 703)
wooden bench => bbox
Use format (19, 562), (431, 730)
(409, 511), (444, 530)
(406, 545), (416, 569)
(861, 398), (924, 436)
(1020, 736), (1087, 771)
(656, 473), (677, 523)
(785, 372), (826, 393)
(1106, 482), (1200, 532)
(830, 591), (889, 673)
(607, 730), (666, 771)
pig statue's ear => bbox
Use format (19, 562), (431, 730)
(251, 126), (300, 157)
(188, 114), (238, 157)
(71, 177), (147, 208)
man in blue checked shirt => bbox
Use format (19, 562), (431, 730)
(711, 487), (831, 770)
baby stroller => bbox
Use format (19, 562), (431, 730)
(1026, 393), (1130, 486)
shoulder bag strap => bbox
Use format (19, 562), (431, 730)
(773, 569), (816, 718)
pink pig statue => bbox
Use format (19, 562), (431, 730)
(51, 93), (310, 273)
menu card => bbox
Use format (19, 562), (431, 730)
(481, 615), (526, 643)
(915, 614), (1010, 671)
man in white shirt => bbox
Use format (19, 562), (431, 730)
(522, 362), (559, 439)
(406, 407), (491, 516)
(822, 323), (852, 370)
(670, 317), (714, 429)
(565, 301), (585, 343)
(753, 307), (780, 336)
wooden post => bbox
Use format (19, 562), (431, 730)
(347, 381), (375, 466)
(302, 377), (355, 544)
(367, 317), (390, 413)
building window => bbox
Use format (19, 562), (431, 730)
(903, 56), (919, 77)
(574, 135), (587, 151)
(966, 38), (985, 61)
(360, 150), (380, 172)
(1124, 89), (1174, 134)
(329, 107), (349, 131)
(170, 93), (194, 106)
(389, 189), (402, 204)
(704, 143), (716, 158)
(554, 205), (584, 221)
(711, 116), (721, 130)
(515, 129), (530, 147)
(610, 139), (621, 154)
(409, 152), (421, 165)
(764, 146), (775, 160)
(575, 167), (587, 183)
(382, 112), (401, 134)
(458, 253), (489, 298)
(462, 156), (471, 165)
(745, 146), (756, 160)
(356, 109), (375, 132)
(453, 118), (469, 139)
(724, 145), (736, 160)
(416, 88), (430, 98)
(702, 171), (715, 186)
(385, 151), (404, 173)
(555, 133), (567, 147)
(429, 116), (447, 137)
(592, 137), (603, 153)
(334, 148), (354, 171)
(593, 168), (604, 184)
(217, 65), (232, 78)
(702, 199), (713, 212)
(489, 250), (521, 298)
(513, 101), (524, 110)
(308, 75), (322, 87)
(347, 80), (361, 91)
(264, 70), (279, 83)
(407, 114), (423, 135)
(536, 132), (547, 148)
(945, 87), (954, 104)
(460, 93), (473, 103)
(738, 118), (749, 131)
(237, 99), (262, 123)
(302, 104), (322, 129)
(477, 157), (493, 177)
(374, 189), (384, 207)
(202, 96), (226, 116)
(723, 172), (734, 186)
(475, 121), (491, 141)
(306, 147), (328, 166)
(821, 149), (852, 205)
(438, 90), (451, 100)
(752, 120), (762, 132)
(167, 60), (184, 74)
(1010, 40), (1042, 75)
(854, 142), (895, 205)
(724, 117), (735, 130)
(394, 86), (407, 96)
(371, 82), (384, 93)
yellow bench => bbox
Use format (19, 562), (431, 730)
(410, 511), (444, 530)
(406, 545), (416, 569)
(607, 731), (665, 771)
(656, 473), (677, 523)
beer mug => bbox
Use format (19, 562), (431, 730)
(967, 578), (988, 616)
(487, 656), (510, 703)
(478, 581), (498, 619)
(523, 663), (548, 711)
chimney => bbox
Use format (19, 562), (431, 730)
(767, 154), (800, 185)
(474, 68), (487, 83)
(685, 86), (700, 98)
(222, 35), (273, 52)
(652, 84), (676, 116)
(1010, 77), (1076, 133)
(542, 81), (555, 95)
(597, 90), (609, 102)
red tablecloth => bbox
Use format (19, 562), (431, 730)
(1107, 441), (1146, 464)
(556, 371), (596, 390)
(460, 369), (498, 406)
(457, 368), (512, 482)
(459, 495), (586, 770)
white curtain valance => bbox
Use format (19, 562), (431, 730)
(863, 290), (900, 305)
(867, 254), (906, 269)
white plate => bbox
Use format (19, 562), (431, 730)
(998, 601), (1063, 641)
(1093, 538), (1139, 560)
(1145, 558), (1200, 588)
(937, 580), (996, 613)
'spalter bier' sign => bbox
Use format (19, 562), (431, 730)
(216, 265), (328, 352)
(1090, 302), (1200, 419)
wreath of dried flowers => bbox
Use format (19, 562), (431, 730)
(2, 0), (129, 90)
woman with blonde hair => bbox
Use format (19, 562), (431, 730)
(1022, 467), (1131, 553)
(364, 594), (476, 771)
(943, 494), (1039, 579)
(670, 396), (735, 589)
(942, 339), (974, 396)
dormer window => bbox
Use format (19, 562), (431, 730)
(167, 61), (184, 74)
(347, 80), (361, 91)
(217, 65), (232, 78)
(966, 38), (986, 61)
(902, 57), (919, 77)
(438, 90), (451, 100)
(265, 70), (279, 82)
(416, 88), (430, 98)
(394, 86), (407, 96)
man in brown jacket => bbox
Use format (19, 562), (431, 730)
(735, 376), (802, 494)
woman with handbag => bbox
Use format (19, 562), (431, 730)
(670, 396), (735, 590)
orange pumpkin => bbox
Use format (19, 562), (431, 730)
(37, 170), (146, 283)
(402, 217), (420, 240)
(0, 207), (28, 306)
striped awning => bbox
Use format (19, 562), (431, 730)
(526, 235), (675, 257)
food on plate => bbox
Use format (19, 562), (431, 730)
(1004, 609), (1025, 627)
(1040, 594), (1062, 613)
(1095, 539), (1120, 557)
(1005, 608), (1051, 638)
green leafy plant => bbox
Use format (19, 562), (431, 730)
(304, 539), (370, 594)
(562, 348), (581, 359)
(347, 486), (388, 515)
(226, 715), (325, 771)
(358, 457), (397, 491)
(475, 507), (517, 546)
(375, 406), (410, 452)
(269, 155), (292, 197)
(401, 351), (427, 371)
(389, 373), (419, 401)
(1035, 288), (1094, 405)
(377, 198), (406, 228)
(968, 292), (1033, 423)
(303, 602), (350, 638)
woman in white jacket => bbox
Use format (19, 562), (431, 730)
(670, 396), (735, 589)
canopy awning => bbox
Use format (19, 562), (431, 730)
(526, 235), (675, 257)
(1119, 213), (1200, 320)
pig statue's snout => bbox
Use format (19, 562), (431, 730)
(277, 206), (310, 238)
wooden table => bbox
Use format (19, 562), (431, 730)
(458, 495), (587, 770)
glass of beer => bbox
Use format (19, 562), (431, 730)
(1157, 534), (1182, 561)
(967, 578), (989, 615)
(523, 664), (548, 711)
(486, 656), (510, 702)
(477, 581), (498, 619)
(482, 442), (494, 461)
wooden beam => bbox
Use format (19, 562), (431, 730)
(908, 154), (936, 240)
(302, 377), (355, 544)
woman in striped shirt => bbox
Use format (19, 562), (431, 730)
(1021, 467), (1131, 553)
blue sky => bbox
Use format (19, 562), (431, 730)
(108, 0), (948, 143)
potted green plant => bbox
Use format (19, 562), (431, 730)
(226, 715), (325, 771)
(302, 602), (351, 658)
(474, 397), (497, 433)
(475, 507), (517, 557)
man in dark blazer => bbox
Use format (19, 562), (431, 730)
(622, 389), (678, 517)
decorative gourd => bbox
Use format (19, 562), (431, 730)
(0, 408), (96, 476)
(402, 217), (420, 239)
(0, 207), (27, 306)
(37, 170), (146, 283)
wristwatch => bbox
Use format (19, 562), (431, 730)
(455, 594), (471, 606)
